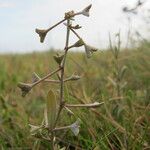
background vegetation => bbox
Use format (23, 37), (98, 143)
(0, 40), (149, 149)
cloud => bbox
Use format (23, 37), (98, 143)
(0, 2), (15, 8)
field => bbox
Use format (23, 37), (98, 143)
(0, 44), (150, 149)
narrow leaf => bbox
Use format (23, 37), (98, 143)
(46, 90), (57, 130)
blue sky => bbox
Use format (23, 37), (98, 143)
(0, 0), (149, 53)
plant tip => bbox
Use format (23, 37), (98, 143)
(80, 4), (92, 17)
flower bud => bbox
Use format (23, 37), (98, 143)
(17, 82), (32, 97)
(35, 29), (48, 43)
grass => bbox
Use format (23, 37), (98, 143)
(0, 45), (150, 149)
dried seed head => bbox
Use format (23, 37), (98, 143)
(80, 4), (92, 17)
(35, 29), (47, 43)
(65, 10), (75, 19)
(84, 44), (98, 58)
(17, 82), (32, 97)
(53, 53), (64, 65)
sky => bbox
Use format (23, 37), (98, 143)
(0, 0), (149, 53)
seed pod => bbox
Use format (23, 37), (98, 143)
(17, 82), (32, 97)
(84, 44), (98, 58)
(35, 29), (48, 43)
(73, 39), (84, 47)
(79, 4), (92, 17)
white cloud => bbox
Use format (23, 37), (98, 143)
(0, 2), (15, 8)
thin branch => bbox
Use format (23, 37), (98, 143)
(37, 4), (92, 36)
(53, 125), (71, 131)
(65, 97), (125, 108)
(65, 102), (104, 108)
(44, 76), (78, 83)
(32, 67), (62, 87)
(46, 18), (66, 32)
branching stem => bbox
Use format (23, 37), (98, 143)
(51, 19), (71, 149)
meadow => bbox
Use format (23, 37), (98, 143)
(0, 42), (150, 149)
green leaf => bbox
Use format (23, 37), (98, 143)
(46, 90), (57, 130)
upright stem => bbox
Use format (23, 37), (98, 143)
(51, 20), (71, 149)
(57, 19), (70, 120)
(60, 19), (70, 104)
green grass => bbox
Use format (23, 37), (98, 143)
(0, 46), (150, 149)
